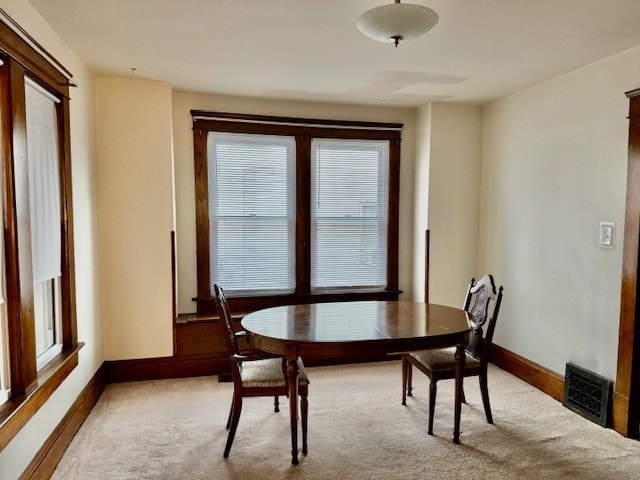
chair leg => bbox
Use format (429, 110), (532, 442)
(461, 385), (467, 404)
(428, 379), (437, 435)
(301, 394), (309, 455)
(274, 395), (280, 413)
(224, 395), (242, 458)
(479, 370), (493, 424)
(401, 356), (408, 405)
(407, 363), (413, 397)
(226, 396), (235, 430)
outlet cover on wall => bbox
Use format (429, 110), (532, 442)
(599, 221), (615, 249)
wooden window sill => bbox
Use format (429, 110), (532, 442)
(191, 288), (402, 315)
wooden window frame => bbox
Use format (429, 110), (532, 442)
(191, 111), (402, 314)
(0, 14), (80, 452)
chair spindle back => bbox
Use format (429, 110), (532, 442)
(214, 284), (241, 356)
(462, 275), (504, 360)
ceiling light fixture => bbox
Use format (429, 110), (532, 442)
(357, 0), (439, 47)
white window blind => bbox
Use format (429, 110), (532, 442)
(311, 139), (389, 289)
(24, 77), (62, 286)
(208, 132), (295, 292)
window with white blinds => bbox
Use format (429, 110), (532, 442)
(193, 111), (401, 309)
(311, 139), (389, 289)
(25, 77), (63, 368)
(25, 77), (62, 286)
(208, 132), (296, 292)
(0, 22), (80, 431)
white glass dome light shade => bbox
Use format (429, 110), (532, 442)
(357, 1), (439, 47)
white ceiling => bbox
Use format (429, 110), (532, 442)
(27, 0), (640, 107)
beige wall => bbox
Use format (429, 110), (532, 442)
(172, 93), (418, 311)
(0, 0), (102, 478)
(480, 45), (640, 380)
(426, 103), (483, 307)
(96, 78), (175, 360)
(412, 104), (431, 301)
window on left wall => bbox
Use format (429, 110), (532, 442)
(0, 16), (79, 449)
(24, 77), (65, 371)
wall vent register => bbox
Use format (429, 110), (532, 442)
(563, 362), (612, 427)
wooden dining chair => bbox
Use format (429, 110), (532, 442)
(214, 284), (310, 458)
(401, 274), (504, 434)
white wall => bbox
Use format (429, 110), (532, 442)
(173, 93), (418, 311)
(96, 78), (175, 360)
(480, 45), (640, 380)
(426, 103), (483, 307)
(0, 0), (102, 478)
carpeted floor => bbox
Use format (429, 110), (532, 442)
(52, 362), (640, 480)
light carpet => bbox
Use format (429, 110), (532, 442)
(52, 362), (640, 480)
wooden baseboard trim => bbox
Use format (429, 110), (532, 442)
(104, 355), (229, 384)
(489, 344), (565, 401)
(612, 391), (639, 438)
(20, 364), (105, 480)
(104, 353), (400, 384)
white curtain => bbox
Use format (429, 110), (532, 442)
(24, 77), (62, 285)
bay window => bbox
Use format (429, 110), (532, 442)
(192, 111), (401, 313)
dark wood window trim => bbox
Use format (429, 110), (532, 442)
(615, 88), (640, 438)
(191, 111), (402, 314)
(0, 12), (79, 451)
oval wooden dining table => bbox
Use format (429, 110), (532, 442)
(241, 300), (471, 464)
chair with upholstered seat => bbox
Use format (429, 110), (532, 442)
(214, 284), (310, 458)
(401, 274), (503, 434)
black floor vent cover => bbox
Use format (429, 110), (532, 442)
(563, 363), (612, 427)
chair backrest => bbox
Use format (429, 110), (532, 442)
(462, 274), (504, 360)
(214, 284), (241, 356)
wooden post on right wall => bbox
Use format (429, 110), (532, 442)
(425, 229), (430, 304)
(615, 88), (640, 438)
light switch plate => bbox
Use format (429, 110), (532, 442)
(599, 222), (615, 249)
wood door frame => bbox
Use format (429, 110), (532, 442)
(615, 88), (640, 438)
